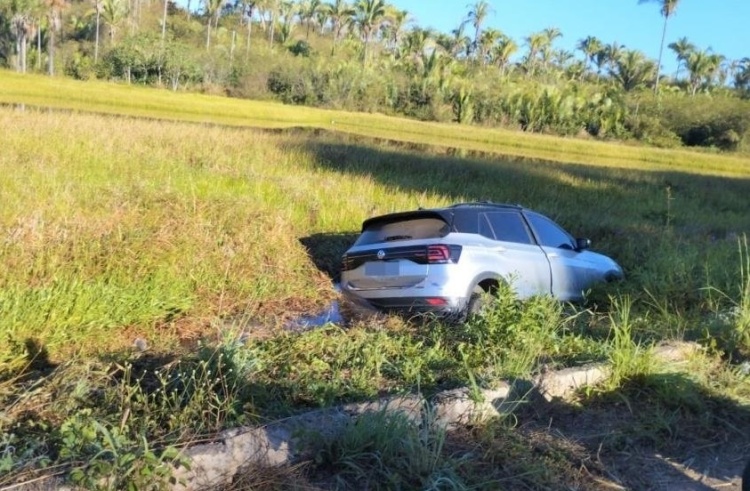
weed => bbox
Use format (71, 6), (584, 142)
(312, 407), (467, 491)
(736, 234), (750, 355)
(445, 285), (573, 381)
(606, 296), (653, 389)
(701, 234), (750, 358)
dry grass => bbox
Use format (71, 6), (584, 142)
(2, 70), (749, 177)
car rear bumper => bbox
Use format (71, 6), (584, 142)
(341, 290), (467, 317)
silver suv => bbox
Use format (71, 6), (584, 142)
(340, 203), (623, 318)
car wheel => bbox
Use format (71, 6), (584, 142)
(466, 285), (489, 320)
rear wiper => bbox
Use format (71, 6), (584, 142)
(384, 235), (412, 241)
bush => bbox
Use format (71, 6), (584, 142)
(659, 95), (750, 151)
(288, 40), (312, 57)
(65, 52), (96, 81)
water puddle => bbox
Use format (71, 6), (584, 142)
(284, 300), (344, 332)
(284, 283), (346, 332)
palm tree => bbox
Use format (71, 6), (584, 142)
(707, 53), (724, 88)
(576, 35), (602, 73)
(99, 0), (127, 45)
(553, 49), (574, 69)
(439, 22), (470, 59)
(92, 0), (101, 61)
(325, 0), (354, 55)
(382, 7), (408, 51)
(610, 49), (656, 92)
(603, 41), (623, 72)
(10, 13), (34, 73)
(639, 0), (680, 93)
(354, 0), (387, 64)
(523, 31), (548, 77)
(540, 26), (562, 71)
(202, 0), (222, 49)
(4, 0), (41, 73)
(734, 57), (750, 92)
(492, 35), (517, 75)
(45, 0), (68, 75)
(564, 59), (586, 81)
(713, 54), (729, 86)
(277, 0), (296, 43)
(256, 0), (279, 47)
(685, 50), (715, 95)
(667, 36), (694, 80)
(299, 0), (322, 39)
(476, 27), (501, 66)
(464, 0), (491, 60)
(240, 0), (256, 58)
(399, 26), (431, 67)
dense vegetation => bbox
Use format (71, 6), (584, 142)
(2, 0), (750, 151)
(0, 103), (749, 489)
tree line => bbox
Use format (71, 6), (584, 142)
(2, 0), (749, 150)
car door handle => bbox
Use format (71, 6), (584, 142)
(547, 252), (559, 258)
(494, 246), (507, 253)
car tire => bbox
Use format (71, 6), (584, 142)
(465, 285), (489, 320)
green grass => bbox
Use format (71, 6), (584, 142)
(2, 70), (749, 177)
(1, 81), (750, 489)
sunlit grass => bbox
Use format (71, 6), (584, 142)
(1, 83), (750, 489)
(2, 70), (749, 177)
(0, 108), (444, 361)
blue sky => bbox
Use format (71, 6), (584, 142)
(387, 0), (749, 73)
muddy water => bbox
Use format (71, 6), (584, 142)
(284, 283), (346, 332)
(284, 300), (345, 332)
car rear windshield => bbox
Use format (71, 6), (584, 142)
(355, 217), (450, 246)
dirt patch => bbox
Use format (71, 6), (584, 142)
(513, 379), (750, 490)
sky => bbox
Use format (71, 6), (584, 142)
(386, 0), (750, 74)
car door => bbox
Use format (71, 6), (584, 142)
(481, 211), (552, 298)
(523, 211), (596, 300)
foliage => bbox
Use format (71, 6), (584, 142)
(0, 0), (747, 151)
(445, 285), (567, 380)
(658, 94), (750, 151)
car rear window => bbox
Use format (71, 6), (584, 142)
(355, 218), (450, 246)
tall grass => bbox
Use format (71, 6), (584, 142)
(312, 408), (465, 491)
(736, 235), (750, 354)
(0, 108), (439, 361)
(2, 70), (750, 176)
(605, 296), (653, 389)
(3, 106), (750, 363)
(2, 104), (750, 488)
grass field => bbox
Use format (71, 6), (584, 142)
(1, 73), (750, 489)
(3, 70), (750, 177)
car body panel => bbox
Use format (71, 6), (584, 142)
(340, 203), (623, 317)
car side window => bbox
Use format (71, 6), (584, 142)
(526, 212), (575, 250)
(484, 212), (533, 244)
(478, 214), (494, 239)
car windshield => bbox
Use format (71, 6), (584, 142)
(355, 217), (450, 246)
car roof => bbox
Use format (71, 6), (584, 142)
(360, 202), (527, 231)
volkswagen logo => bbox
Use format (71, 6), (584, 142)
(377, 250), (386, 260)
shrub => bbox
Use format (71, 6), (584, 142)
(659, 95), (750, 151)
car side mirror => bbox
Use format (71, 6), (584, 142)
(576, 238), (591, 251)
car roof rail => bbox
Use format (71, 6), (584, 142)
(449, 202), (522, 210)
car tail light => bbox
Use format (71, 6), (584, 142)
(426, 297), (447, 306)
(427, 245), (461, 264)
